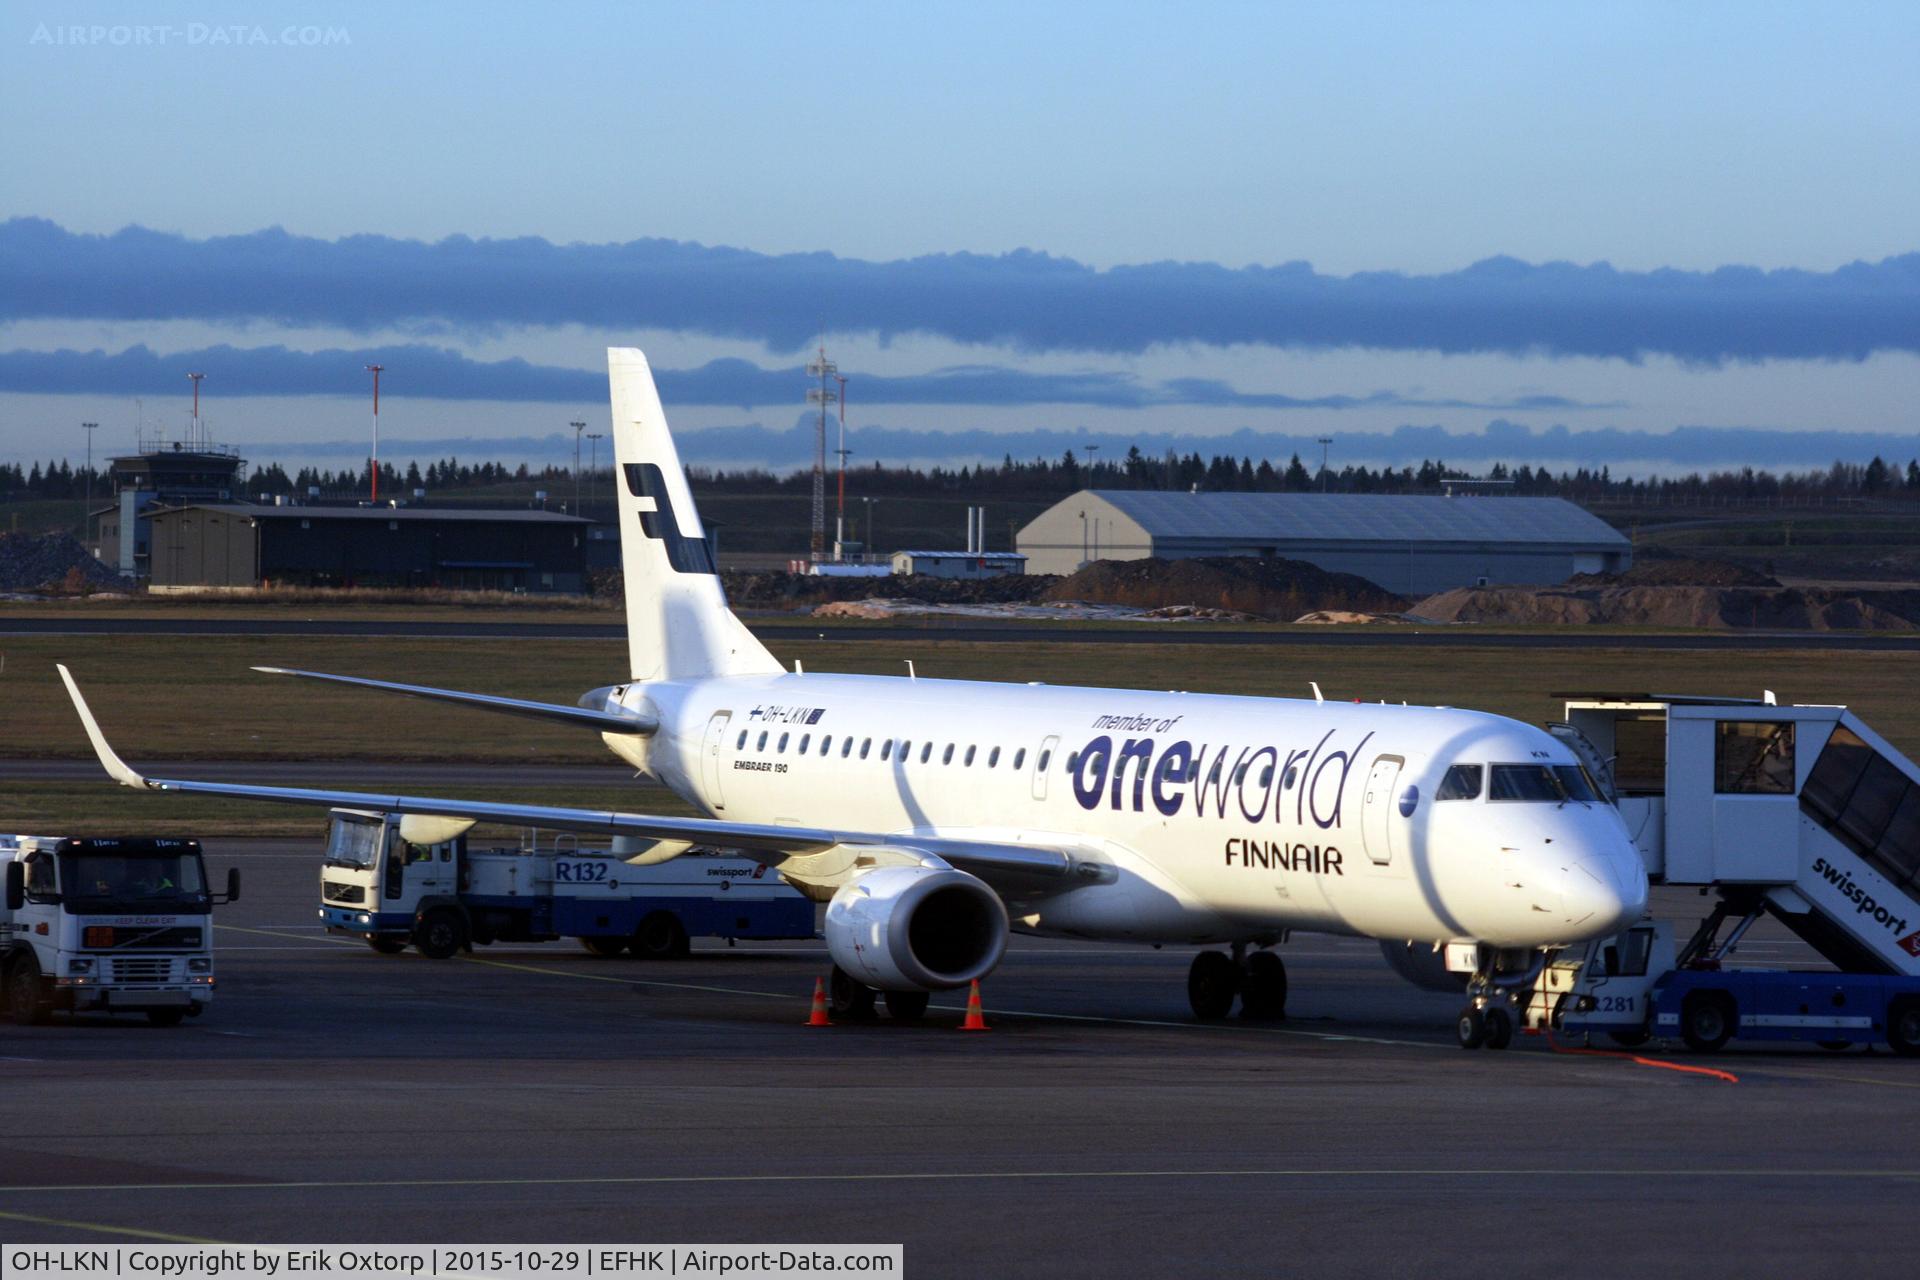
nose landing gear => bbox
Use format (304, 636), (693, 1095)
(1455, 944), (1543, 1050)
(1188, 943), (1287, 1021)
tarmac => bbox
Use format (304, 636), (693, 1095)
(3, 843), (1916, 1278)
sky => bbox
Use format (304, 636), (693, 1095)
(2, 2), (1917, 476)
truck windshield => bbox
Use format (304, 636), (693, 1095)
(60, 851), (209, 912)
(324, 820), (384, 869)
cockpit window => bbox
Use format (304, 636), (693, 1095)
(1437, 765), (1483, 800)
(1489, 764), (1565, 802)
(1489, 763), (1599, 803)
(1554, 765), (1601, 803)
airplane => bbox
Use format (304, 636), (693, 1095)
(58, 347), (1649, 1050)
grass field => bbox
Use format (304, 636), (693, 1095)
(7, 631), (1919, 756)
(0, 782), (700, 838)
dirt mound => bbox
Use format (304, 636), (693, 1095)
(1415, 583), (1920, 630)
(0, 532), (121, 594)
(1040, 557), (1404, 620)
(1569, 553), (1779, 589)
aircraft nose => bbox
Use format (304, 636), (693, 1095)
(1560, 846), (1648, 935)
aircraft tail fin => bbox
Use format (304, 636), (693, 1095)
(607, 347), (781, 683)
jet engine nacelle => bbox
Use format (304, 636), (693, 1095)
(1379, 939), (1470, 993)
(825, 864), (1009, 991)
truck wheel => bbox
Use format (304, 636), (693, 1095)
(631, 913), (689, 960)
(367, 938), (408, 955)
(1680, 992), (1735, 1053)
(145, 1008), (188, 1027)
(1888, 998), (1920, 1058)
(413, 909), (467, 960)
(579, 936), (626, 958)
(883, 989), (930, 1023)
(1608, 1029), (1651, 1049)
(6, 958), (51, 1026)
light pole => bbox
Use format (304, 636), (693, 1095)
(586, 433), (604, 514)
(570, 420), (586, 513)
(81, 421), (98, 538)
(1084, 443), (1100, 485)
(1317, 436), (1333, 492)
(860, 496), (877, 554)
(365, 364), (385, 502)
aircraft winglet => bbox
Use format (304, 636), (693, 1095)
(57, 664), (155, 790)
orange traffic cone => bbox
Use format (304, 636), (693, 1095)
(806, 976), (833, 1027)
(958, 979), (989, 1031)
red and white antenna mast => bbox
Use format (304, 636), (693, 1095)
(365, 363), (385, 502)
(832, 373), (851, 559)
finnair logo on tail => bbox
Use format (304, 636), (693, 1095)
(622, 462), (716, 575)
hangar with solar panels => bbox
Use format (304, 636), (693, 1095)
(1014, 490), (1631, 592)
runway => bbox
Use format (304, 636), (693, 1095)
(3, 844), (1914, 1277)
(3, 615), (1917, 649)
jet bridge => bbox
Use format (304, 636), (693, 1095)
(1554, 693), (1920, 977)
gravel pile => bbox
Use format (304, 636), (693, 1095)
(0, 532), (122, 593)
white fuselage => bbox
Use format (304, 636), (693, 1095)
(596, 672), (1648, 950)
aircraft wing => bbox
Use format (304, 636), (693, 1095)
(250, 666), (656, 734)
(58, 666), (1091, 893)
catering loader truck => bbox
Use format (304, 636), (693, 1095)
(317, 809), (815, 958)
(2, 834), (239, 1026)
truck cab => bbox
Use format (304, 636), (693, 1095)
(2, 835), (238, 1026)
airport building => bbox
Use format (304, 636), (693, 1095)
(1015, 490), (1631, 592)
(889, 550), (1028, 579)
(143, 502), (592, 593)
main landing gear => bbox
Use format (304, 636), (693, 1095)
(1454, 943), (1545, 1051)
(1187, 944), (1287, 1021)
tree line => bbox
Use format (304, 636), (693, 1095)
(7, 449), (1920, 506)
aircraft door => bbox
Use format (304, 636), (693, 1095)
(702, 711), (732, 811)
(1033, 735), (1061, 801)
(1361, 755), (1404, 866)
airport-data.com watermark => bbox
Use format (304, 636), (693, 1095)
(29, 21), (350, 47)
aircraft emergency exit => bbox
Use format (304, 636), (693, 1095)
(60, 348), (1648, 1046)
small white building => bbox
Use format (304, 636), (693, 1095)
(890, 550), (1028, 579)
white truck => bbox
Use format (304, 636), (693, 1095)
(2, 834), (239, 1026)
(317, 809), (816, 958)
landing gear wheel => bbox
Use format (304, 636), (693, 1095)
(1456, 1005), (1487, 1050)
(630, 912), (689, 960)
(1187, 950), (1240, 1021)
(1239, 951), (1287, 1020)
(883, 990), (930, 1023)
(1680, 992), (1735, 1053)
(413, 908), (467, 960)
(367, 937), (408, 955)
(6, 959), (51, 1026)
(579, 936), (626, 958)
(1482, 1004), (1515, 1050)
(829, 966), (877, 1021)
(1887, 998), (1920, 1057)
(145, 1007), (188, 1027)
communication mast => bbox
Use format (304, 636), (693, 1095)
(832, 372), (851, 559)
(805, 345), (838, 559)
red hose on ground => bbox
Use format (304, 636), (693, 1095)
(1542, 1024), (1739, 1083)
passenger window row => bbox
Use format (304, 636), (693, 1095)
(732, 726), (1035, 772)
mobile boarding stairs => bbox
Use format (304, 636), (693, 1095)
(1552, 693), (1920, 984)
